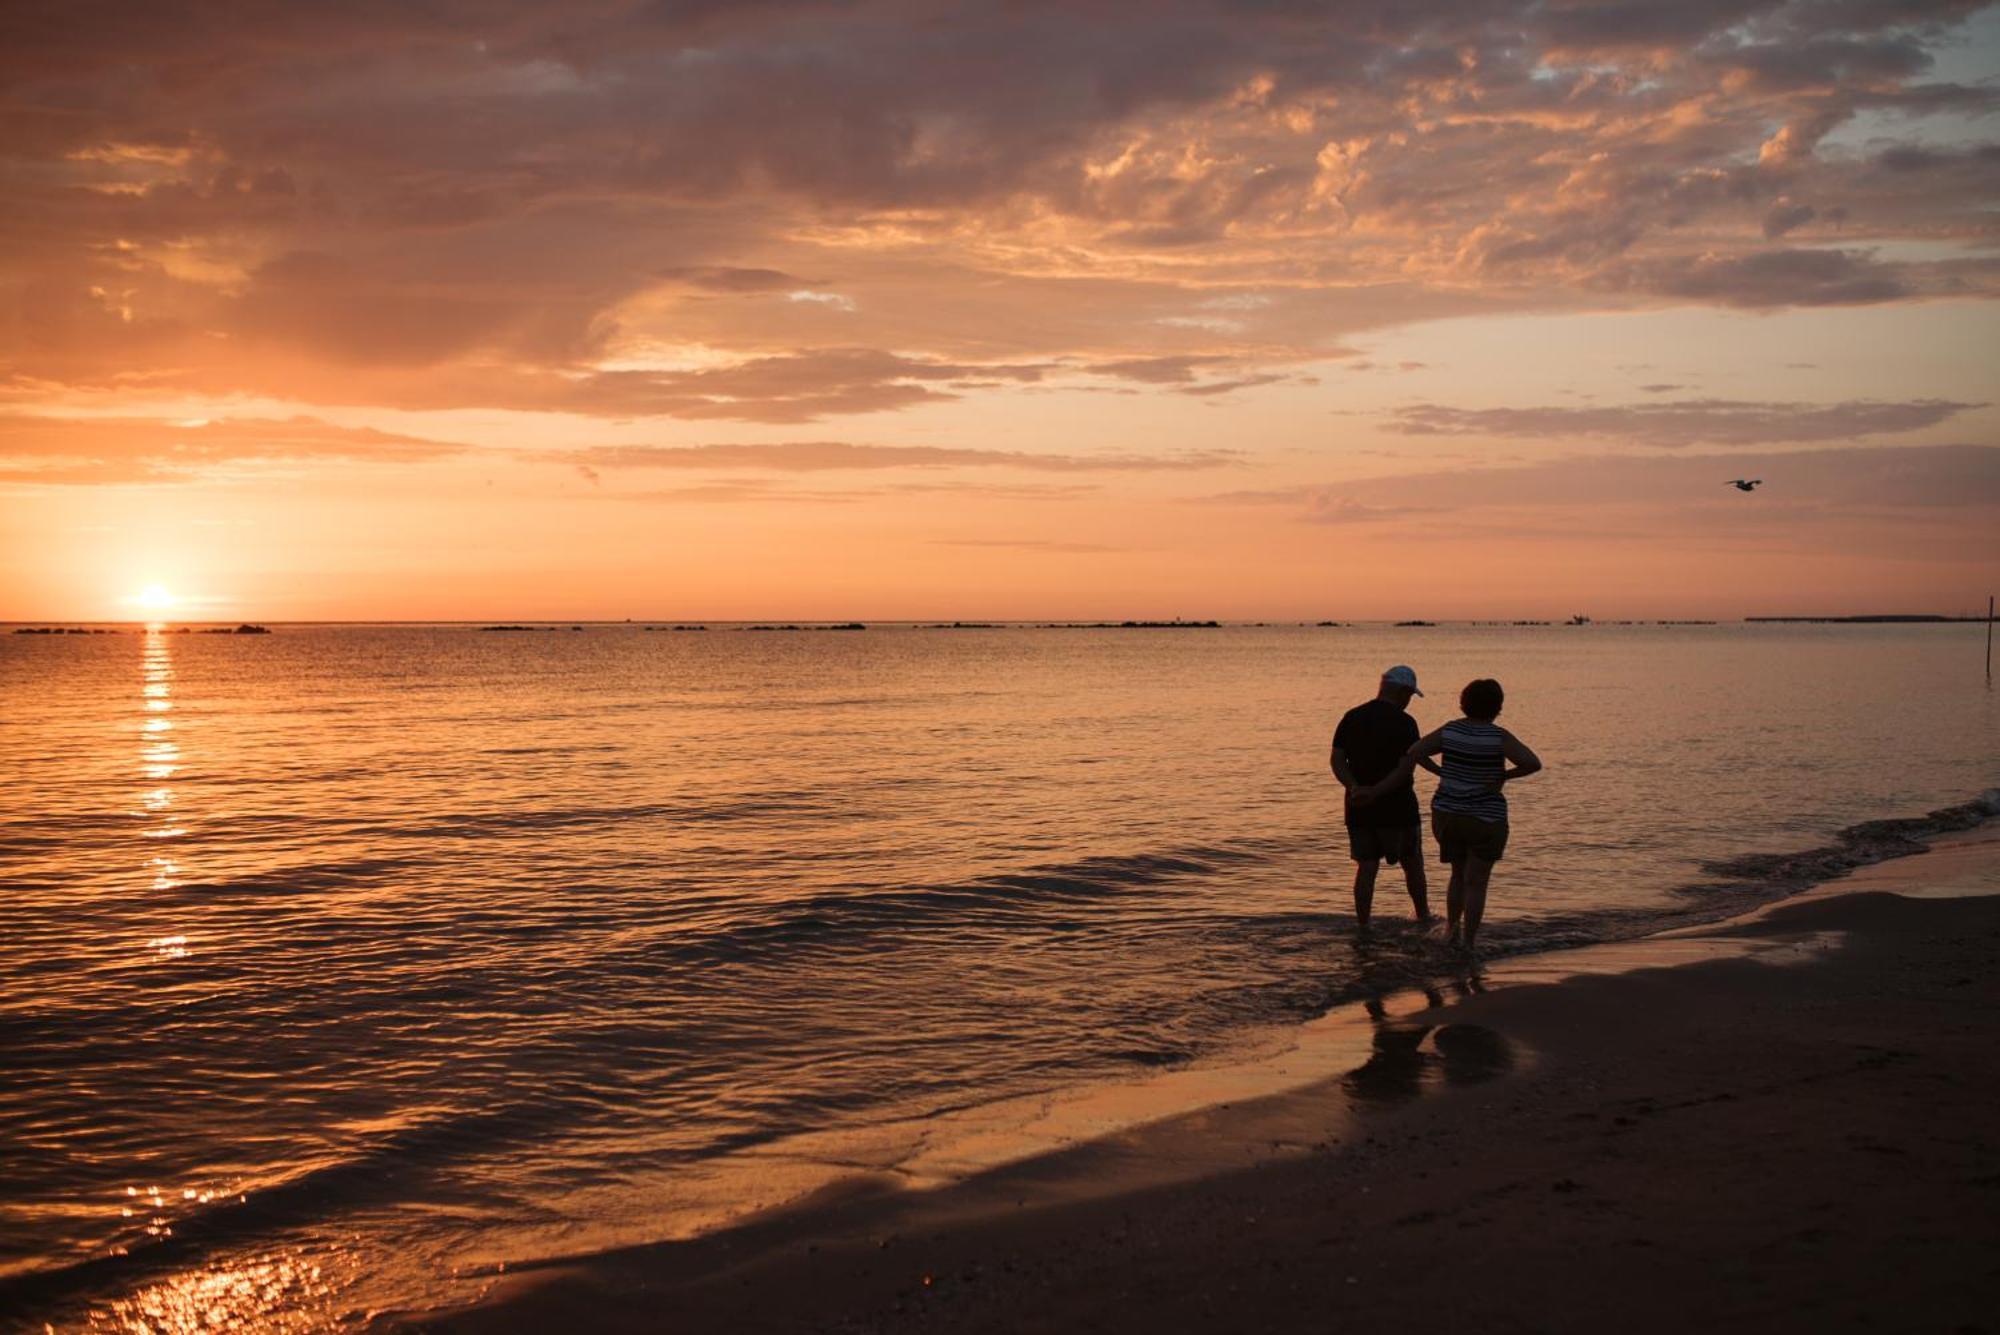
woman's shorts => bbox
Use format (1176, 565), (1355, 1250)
(1433, 810), (1509, 865)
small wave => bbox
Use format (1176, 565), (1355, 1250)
(984, 849), (1256, 893)
(1110, 1046), (1197, 1067)
(1474, 790), (1998, 970)
(355, 794), (833, 839)
(0, 815), (148, 858)
(0, 1104), (548, 1318)
(161, 856), (424, 899)
(1688, 788), (2000, 897)
(1201, 787), (2000, 1027)
(598, 842), (1277, 969)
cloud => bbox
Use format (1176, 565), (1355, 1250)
(0, 413), (465, 485)
(555, 441), (1240, 472)
(541, 349), (1056, 422)
(1085, 355), (1231, 384)
(586, 477), (1106, 504)
(1, 0), (1995, 418)
(1762, 201), (1817, 239)
(1196, 444), (2000, 520)
(786, 290), (857, 311)
(1178, 373), (1289, 397)
(1387, 397), (1982, 447)
(592, 479), (873, 505)
(656, 267), (810, 293)
(1077, 355), (1296, 397)
(1195, 485), (1432, 524)
(1597, 249), (1929, 308)
(930, 538), (1123, 552)
(889, 480), (1099, 499)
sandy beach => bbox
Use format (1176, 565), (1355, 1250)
(411, 826), (2000, 1334)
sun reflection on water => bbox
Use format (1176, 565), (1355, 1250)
(85, 1252), (340, 1334)
(139, 636), (180, 779)
(137, 627), (191, 936)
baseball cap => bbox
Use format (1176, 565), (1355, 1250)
(1382, 665), (1423, 696)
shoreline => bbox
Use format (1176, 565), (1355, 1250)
(406, 823), (2000, 1333)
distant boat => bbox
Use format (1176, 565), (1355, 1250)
(1566, 614), (1592, 626)
(1394, 619), (1435, 627)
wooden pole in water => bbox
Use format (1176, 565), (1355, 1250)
(1988, 594), (1994, 684)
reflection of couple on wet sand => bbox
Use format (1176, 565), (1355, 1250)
(1346, 979), (1516, 1104)
(1330, 666), (1543, 952)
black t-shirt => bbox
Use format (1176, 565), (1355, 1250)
(1332, 697), (1420, 827)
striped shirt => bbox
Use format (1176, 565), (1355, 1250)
(1432, 719), (1508, 822)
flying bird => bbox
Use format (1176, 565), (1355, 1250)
(1726, 479), (1762, 492)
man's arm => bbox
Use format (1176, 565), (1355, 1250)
(1330, 744), (1373, 805)
(1358, 728), (1445, 800)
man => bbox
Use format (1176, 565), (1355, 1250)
(1330, 665), (1431, 933)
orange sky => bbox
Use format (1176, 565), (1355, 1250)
(3, 0), (1997, 620)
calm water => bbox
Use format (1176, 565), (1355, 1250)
(3, 622), (1996, 1329)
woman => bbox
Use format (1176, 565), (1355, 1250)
(1364, 678), (1542, 952)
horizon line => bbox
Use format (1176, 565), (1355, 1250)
(3, 613), (1991, 627)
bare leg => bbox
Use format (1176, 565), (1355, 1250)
(1463, 856), (1496, 950)
(1402, 847), (1431, 923)
(1445, 863), (1465, 943)
(1353, 858), (1380, 932)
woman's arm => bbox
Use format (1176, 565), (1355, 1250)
(1496, 729), (1543, 788)
(1358, 727), (1446, 800)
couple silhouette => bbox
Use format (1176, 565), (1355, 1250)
(1329, 667), (1543, 952)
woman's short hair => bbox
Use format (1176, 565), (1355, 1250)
(1460, 678), (1504, 721)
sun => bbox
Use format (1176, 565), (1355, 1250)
(134, 584), (178, 613)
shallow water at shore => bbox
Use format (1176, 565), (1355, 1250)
(424, 837), (2000, 1335)
(2, 622), (1995, 1327)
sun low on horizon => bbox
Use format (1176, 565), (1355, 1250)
(131, 584), (178, 615)
(2, 0), (1997, 622)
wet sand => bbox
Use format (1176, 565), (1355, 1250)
(409, 829), (2000, 1334)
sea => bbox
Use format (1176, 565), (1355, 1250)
(3, 621), (1996, 1330)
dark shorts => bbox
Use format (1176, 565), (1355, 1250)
(1433, 810), (1509, 864)
(1348, 822), (1421, 865)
